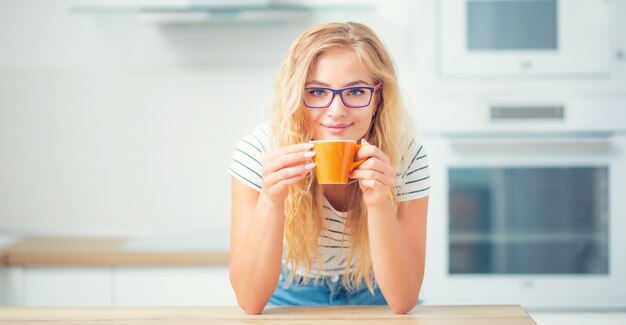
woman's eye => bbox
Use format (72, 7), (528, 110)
(309, 89), (327, 97)
(347, 88), (365, 96)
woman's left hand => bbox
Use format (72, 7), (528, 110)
(349, 139), (396, 207)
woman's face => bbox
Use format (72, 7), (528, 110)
(305, 48), (378, 141)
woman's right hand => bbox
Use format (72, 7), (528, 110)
(261, 143), (316, 203)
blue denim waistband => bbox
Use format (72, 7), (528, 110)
(279, 268), (342, 286)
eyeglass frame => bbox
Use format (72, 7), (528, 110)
(303, 82), (382, 109)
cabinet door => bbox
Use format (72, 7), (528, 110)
(114, 266), (236, 306)
(1, 267), (25, 306)
(0, 267), (7, 305)
(0, 267), (4, 304)
(24, 267), (112, 306)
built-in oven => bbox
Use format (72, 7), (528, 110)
(437, 0), (611, 77)
(419, 98), (626, 309)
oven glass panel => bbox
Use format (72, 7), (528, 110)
(467, 0), (558, 50)
(449, 167), (608, 274)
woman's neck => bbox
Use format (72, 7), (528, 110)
(323, 184), (349, 212)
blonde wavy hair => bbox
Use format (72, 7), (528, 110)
(270, 22), (414, 291)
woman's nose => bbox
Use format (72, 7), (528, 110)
(326, 93), (348, 117)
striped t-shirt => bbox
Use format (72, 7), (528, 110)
(228, 123), (431, 277)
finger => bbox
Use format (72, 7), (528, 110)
(354, 157), (392, 175)
(265, 151), (315, 174)
(352, 158), (396, 184)
(350, 169), (382, 182)
(356, 142), (390, 164)
(274, 172), (308, 189)
(358, 178), (383, 191)
(264, 172), (309, 199)
(350, 169), (395, 187)
(264, 162), (315, 187)
(264, 147), (316, 174)
(265, 163), (312, 187)
(265, 143), (314, 162)
(351, 170), (381, 182)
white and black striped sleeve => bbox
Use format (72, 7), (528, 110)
(396, 139), (431, 201)
(227, 124), (269, 192)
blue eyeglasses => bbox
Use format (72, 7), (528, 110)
(303, 83), (382, 109)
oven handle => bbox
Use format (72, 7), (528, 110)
(446, 132), (614, 151)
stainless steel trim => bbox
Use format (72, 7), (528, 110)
(491, 106), (565, 120)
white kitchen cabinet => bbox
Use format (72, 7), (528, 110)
(114, 266), (236, 306)
(1, 267), (25, 306)
(0, 267), (4, 304)
(0, 267), (7, 305)
(2, 266), (235, 307)
(0, 235), (21, 305)
(24, 267), (113, 307)
(0, 236), (234, 307)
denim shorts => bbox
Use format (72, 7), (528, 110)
(268, 268), (388, 306)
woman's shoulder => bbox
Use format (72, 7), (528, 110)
(395, 136), (430, 200)
(398, 136), (426, 167)
(228, 123), (270, 192)
(237, 122), (270, 154)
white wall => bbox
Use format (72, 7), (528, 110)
(0, 0), (415, 236)
(3, 0), (623, 238)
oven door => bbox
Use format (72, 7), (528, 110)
(421, 133), (626, 308)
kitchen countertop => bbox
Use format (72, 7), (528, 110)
(0, 236), (229, 266)
(0, 234), (20, 266)
(0, 305), (537, 324)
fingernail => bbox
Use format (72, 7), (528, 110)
(304, 143), (314, 149)
(304, 151), (316, 158)
(305, 162), (316, 170)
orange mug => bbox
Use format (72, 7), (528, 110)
(311, 140), (367, 184)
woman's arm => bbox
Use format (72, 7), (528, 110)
(229, 143), (315, 314)
(366, 197), (428, 314)
(229, 180), (285, 314)
(350, 139), (429, 313)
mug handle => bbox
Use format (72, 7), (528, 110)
(350, 144), (367, 171)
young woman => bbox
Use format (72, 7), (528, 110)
(228, 22), (430, 314)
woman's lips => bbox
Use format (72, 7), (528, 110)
(322, 123), (352, 134)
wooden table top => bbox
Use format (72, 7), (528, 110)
(1, 237), (229, 266)
(0, 305), (536, 324)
